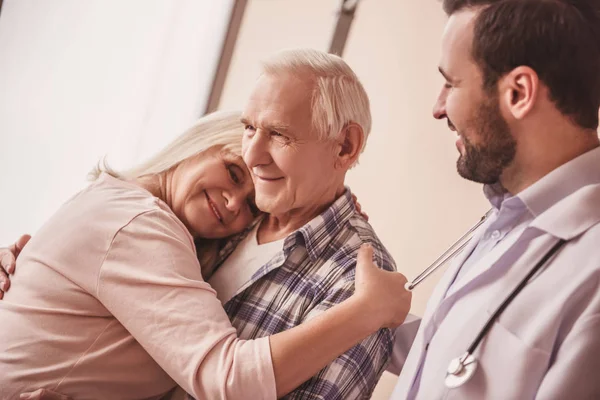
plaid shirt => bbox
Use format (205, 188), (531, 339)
(196, 189), (396, 399)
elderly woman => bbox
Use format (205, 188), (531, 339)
(0, 111), (410, 400)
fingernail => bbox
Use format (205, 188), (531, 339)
(1, 281), (7, 291)
(7, 264), (15, 274)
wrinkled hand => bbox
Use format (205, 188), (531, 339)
(351, 194), (369, 221)
(20, 389), (72, 400)
(354, 244), (411, 329)
(0, 234), (30, 299)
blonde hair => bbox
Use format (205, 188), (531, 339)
(89, 110), (246, 273)
(89, 110), (243, 180)
(261, 48), (372, 155)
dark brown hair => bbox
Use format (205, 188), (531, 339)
(443, 0), (600, 129)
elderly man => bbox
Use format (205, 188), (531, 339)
(205, 49), (398, 399)
(1, 49), (402, 399)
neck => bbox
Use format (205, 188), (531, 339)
(135, 172), (173, 209)
(257, 184), (346, 244)
(500, 126), (599, 195)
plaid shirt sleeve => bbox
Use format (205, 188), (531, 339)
(282, 243), (395, 400)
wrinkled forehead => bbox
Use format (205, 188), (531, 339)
(242, 72), (314, 133)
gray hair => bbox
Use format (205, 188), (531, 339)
(261, 48), (372, 158)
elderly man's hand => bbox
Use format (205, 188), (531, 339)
(0, 234), (31, 299)
(20, 389), (72, 400)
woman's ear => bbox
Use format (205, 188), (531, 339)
(335, 122), (365, 169)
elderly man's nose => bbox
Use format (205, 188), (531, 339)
(243, 131), (271, 167)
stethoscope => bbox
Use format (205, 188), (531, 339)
(404, 209), (568, 388)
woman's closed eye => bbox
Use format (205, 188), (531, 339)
(227, 164), (244, 185)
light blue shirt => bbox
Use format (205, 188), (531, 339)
(447, 187), (529, 294)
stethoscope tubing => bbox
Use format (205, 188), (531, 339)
(465, 238), (567, 355)
(443, 238), (568, 389)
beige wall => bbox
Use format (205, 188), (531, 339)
(219, 1), (490, 398)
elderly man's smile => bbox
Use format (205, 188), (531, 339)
(254, 174), (284, 183)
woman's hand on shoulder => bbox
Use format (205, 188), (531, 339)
(0, 234), (31, 299)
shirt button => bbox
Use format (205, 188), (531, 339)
(491, 230), (501, 240)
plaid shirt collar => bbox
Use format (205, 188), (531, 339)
(210, 188), (356, 283)
(283, 188), (355, 262)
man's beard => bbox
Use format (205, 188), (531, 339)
(456, 95), (517, 184)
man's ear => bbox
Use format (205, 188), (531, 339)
(335, 122), (365, 169)
(499, 66), (539, 120)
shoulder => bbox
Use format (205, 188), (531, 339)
(50, 176), (193, 250)
(323, 212), (397, 275)
(578, 219), (600, 242)
(349, 214), (396, 271)
(561, 219), (600, 273)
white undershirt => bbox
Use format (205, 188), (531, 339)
(208, 223), (284, 304)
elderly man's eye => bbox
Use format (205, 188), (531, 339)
(244, 124), (255, 131)
(271, 131), (289, 141)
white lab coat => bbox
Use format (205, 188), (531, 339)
(390, 183), (600, 399)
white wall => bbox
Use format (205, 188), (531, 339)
(219, 0), (340, 109)
(0, 0), (233, 243)
(218, 1), (490, 398)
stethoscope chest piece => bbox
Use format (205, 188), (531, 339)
(444, 352), (478, 389)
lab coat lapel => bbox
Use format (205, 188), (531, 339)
(531, 183), (600, 240)
(443, 228), (523, 300)
(451, 183), (600, 321)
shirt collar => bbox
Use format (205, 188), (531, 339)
(483, 146), (600, 217)
(283, 188), (356, 262)
(518, 146), (600, 217)
(483, 182), (512, 210)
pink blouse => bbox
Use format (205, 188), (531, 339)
(0, 174), (275, 400)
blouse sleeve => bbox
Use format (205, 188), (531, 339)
(96, 210), (276, 400)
